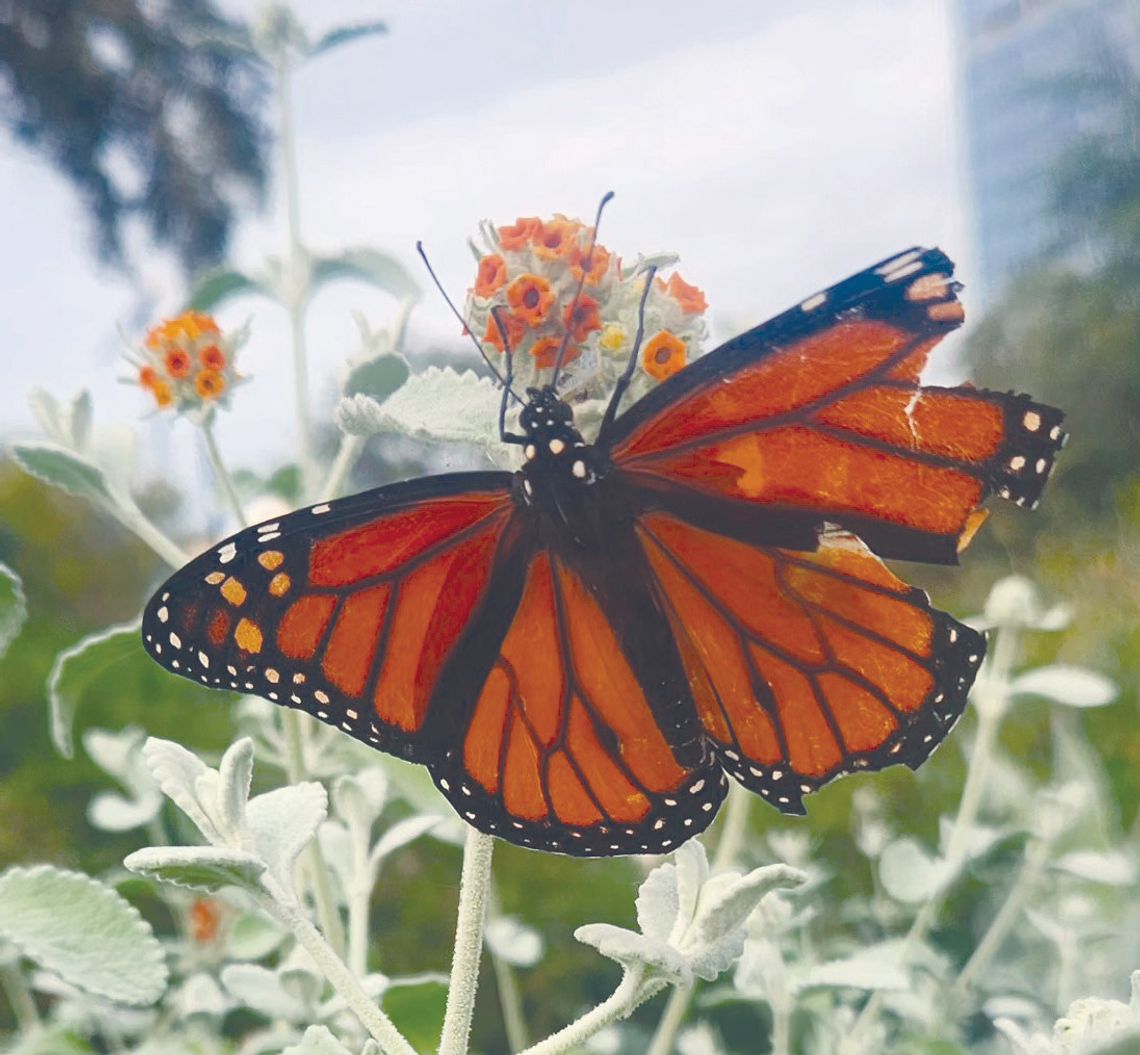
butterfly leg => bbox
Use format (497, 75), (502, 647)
(491, 305), (527, 445)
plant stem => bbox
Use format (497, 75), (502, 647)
(490, 946), (529, 1052)
(438, 829), (495, 1055)
(201, 418), (248, 527)
(113, 504), (191, 569)
(323, 434), (366, 502)
(519, 969), (663, 1055)
(953, 837), (1048, 995)
(258, 882), (415, 1055)
(275, 57), (317, 499)
(647, 785), (752, 1055)
(646, 987), (690, 1055)
(0, 963), (39, 1032)
(281, 707), (346, 956)
(487, 884), (530, 1051)
(842, 625), (1020, 1054)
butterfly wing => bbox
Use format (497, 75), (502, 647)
(141, 473), (520, 762)
(425, 522), (726, 856)
(604, 247), (1067, 564)
(635, 511), (984, 812)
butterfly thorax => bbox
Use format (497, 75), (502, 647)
(516, 386), (608, 539)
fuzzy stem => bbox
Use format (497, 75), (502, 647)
(111, 504), (191, 568)
(281, 707), (346, 956)
(257, 882), (415, 1055)
(200, 418), (248, 528)
(519, 969), (663, 1055)
(491, 947), (529, 1052)
(438, 828), (495, 1055)
(646, 987), (690, 1055)
(646, 786), (752, 1055)
(323, 434), (366, 502)
(953, 837), (1048, 995)
(0, 963), (39, 1032)
(275, 58), (317, 499)
(487, 884), (530, 1051)
(842, 624), (1020, 1054)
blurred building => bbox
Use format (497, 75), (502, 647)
(955, 0), (1139, 302)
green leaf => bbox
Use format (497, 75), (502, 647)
(187, 267), (267, 311)
(0, 562), (28, 661)
(0, 865), (167, 1005)
(382, 977), (447, 1053)
(48, 619), (142, 758)
(11, 441), (115, 507)
(310, 248), (420, 302)
(343, 353), (410, 403)
(124, 846), (267, 893)
(309, 21), (388, 60)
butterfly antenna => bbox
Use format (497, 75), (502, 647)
(598, 264), (657, 441)
(415, 240), (521, 401)
(490, 306), (526, 444)
(550, 190), (615, 387)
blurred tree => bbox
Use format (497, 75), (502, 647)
(966, 17), (1140, 522)
(0, 0), (269, 275)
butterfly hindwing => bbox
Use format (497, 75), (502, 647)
(141, 473), (517, 761)
(636, 512), (984, 813)
(605, 247), (1066, 563)
(427, 529), (727, 856)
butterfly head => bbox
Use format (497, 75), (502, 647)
(518, 385), (601, 500)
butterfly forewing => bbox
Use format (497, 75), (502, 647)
(605, 247), (1066, 564)
(142, 474), (516, 761)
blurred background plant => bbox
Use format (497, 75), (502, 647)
(0, 1), (1137, 1053)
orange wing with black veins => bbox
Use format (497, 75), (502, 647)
(637, 512), (984, 812)
(428, 547), (726, 856)
(605, 248), (1066, 564)
(142, 475), (519, 763)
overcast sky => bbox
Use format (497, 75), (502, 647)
(0, 0), (970, 485)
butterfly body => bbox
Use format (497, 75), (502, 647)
(143, 247), (1066, 856)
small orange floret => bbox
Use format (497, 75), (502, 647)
(667, 273), (708, 314)
(165, 348), (192, 378)
(533, 215), (581, 261)
(482, 312), (526, 354)
(199, 344), (227, 371)
(138, 365), (159, 390)
(145, 310), (220, 350)
(642, 331), (687, 381)
(498, 217), (543, 251)
(563, 294), (602, 343)
(188, 898), (222, 944)
(151, 379), (174, 408)
(507, 274), (556, 326)
(475, 254), (508, 298)
(195, 369), (226, 400)
(530, 336), (581, 370)
(569, 242), (612, 285)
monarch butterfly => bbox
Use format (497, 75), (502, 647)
(142, 241), (1065, 857)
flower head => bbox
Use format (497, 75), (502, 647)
(642, 331), (687, 381)
(464, 212), (709, 419)
(507, 274), (556, 326)
(131, 311), (242, 416)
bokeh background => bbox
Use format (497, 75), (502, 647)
(1, 1), (1138, 1051)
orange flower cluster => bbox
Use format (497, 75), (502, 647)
(464, 214), (709, 397)
(133, 311), (239, 414)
